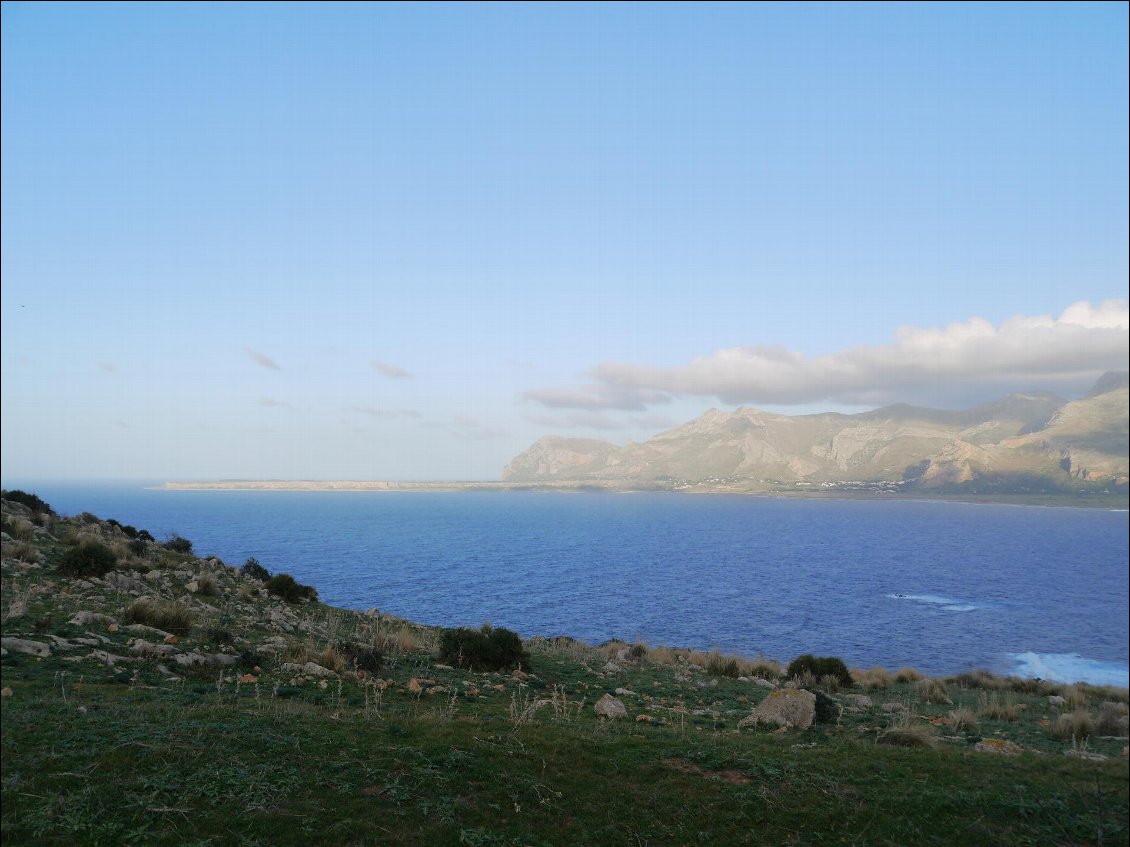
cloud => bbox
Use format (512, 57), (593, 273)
(528, 301), (1130, 409)
(257, 397), (291, 408)
(423, 416), (508, 440)
(244, 347), (281, 370)
(351, 405), (422, 419)
(96, 362), (116, 373)
(371, 360), (413, 379)
(523, 413), (679, 432)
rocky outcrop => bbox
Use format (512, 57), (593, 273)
(738, 689), (816, 730)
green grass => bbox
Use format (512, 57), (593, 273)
(2, 498), (1128, 845)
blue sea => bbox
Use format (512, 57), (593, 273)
(10, 483), (1129, 686)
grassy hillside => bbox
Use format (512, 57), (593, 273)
(2, 494), (1127, 845)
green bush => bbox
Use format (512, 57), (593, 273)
(1, 489), (53, 515)
(439, 624), (530, 672)
(106, 519), (140, 539)
(138, 529), (155, 542)
(706, 655), (740, 677)
(266, 573), (318, 603)
(787, 654), (853, 687)
(128, 538), (149, 557)
(163, 534), (194, 554)
(57, 540), (117, 578)
(242, 557), (271, 582)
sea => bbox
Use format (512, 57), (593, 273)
(8, 483), (1129, 687)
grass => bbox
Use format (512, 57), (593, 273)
(2, 497), (1128, 846)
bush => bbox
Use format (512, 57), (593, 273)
(439, 624), (531, 672)
(787, 654), (853, 687)
(916, 678), (952, 705)
(57, 540), (117, 578)
(1, 489), (53, 515)
(266, 573), (318, 603)
(128, 538), (149, 557)
(106, 519), (140, 539)
(163, 534), (194, 554)
(337, 641), (384, 674)
(138, 529), (155, 542)
(195, 574), (221, 597)
(242, 557), (271, 582)
(124, 598), (194, 636)
(705, 654), (740, 678)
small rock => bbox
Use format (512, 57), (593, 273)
(636, 714), (656, 724)
(465, 687), (481, 697)
(975, 739), (1023, 756)
(614, 687), (635, 696)
(750, 677), (778, 690)
(1, 687), (12, 698)
(512, 669), (530, 681)
(240, 673), (258, 684)
(493, 684), (507, 693)
(69, 611), (115, 627)
(164, 634), (178, 645)
(602, 661), (621, 673)
(107, 623), (119, 634)
(843, 694), (874, 709)
(1065, 749), (1108, 762)
(407, 678), (423, 694)
(595, 693), (627, 719)
(1047, 695), (1066, 707)
(128, 639), (180, 658)
(881, 702), (907, 713)
(434, 663), (454, 671)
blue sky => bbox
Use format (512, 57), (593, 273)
(2, 2), (1127, 481)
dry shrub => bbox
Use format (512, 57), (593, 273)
(853, 667), (892, 690)
(748, 657), (783, 679)
(648, 646), (676, 666)
(948, 669), (1007, 691)
(819, 673), (844, 694)
(395, 627), (420, 653)
(10, 541), (39, 562)
(1010, 676), (1056, 696)
(8, 518), (36, 542)
(916, 678), (952, 705)
(195, 573), (221, 597)
(793, 669), (817, 690)
(948, 708), (979, 733)
(1050, 710), (1094, 741)
(1063, 684), (1090, 710)
(1096, 701), (1129, 736)
(125, 598), (193, 636)
(110, 541), (133, 561)
(878, 714), (937, 748)
(894, 667), (923, 684)
(315, 644), (346, 673)
(978, 691), (1019, 721)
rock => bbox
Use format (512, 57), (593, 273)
(614, 687), (635, 696)
(172, 652), (207, 667)
(69, 611), (115, 627)
(636, 714), (656, 724)
(105, 572), (147, 593)
(465, 687), (481, 697)
(107, 623), (119, 634)
(750, 677), (778, 690)
(738, 689), (817, 731)
(164, 634), (178, 645)
(1, 687), (11, 698)
(0, 637), (51, 658)
(843, 694), (874, 709)
(434, 663), (454, 671)
(279, 661), (336, 678)
(493, 684), (507, 693)
(425, 686), (448, 695)
(407, 678), (423, 694)
(128, 639), (180, 658)
(87, 650), (137, 666)
(1047, 695), (1066, 707)
(595, 693), (627, 719)
(511, 669), (530, 681)
(975, 739), (1023, 756)
(239, 673), (258, 684)
(602, 662), (621, 673)
(124, 623), (173, 640)
(881, 702), (907, 713)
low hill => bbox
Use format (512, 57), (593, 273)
(504, 374), (1129, 495)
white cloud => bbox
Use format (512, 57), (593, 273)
(351, 405), (422, 419)
(529, 301), (1129, 409)
(371, 360), (413, 379)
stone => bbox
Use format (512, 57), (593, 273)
(105, 572), (147, 593)
(602, 661), (621, 673)
(511, 669), (530, 681)
(1, 687), (11, 698)
(107, 623), (119, 634)
(128, 639), (181, 658)
(751, 677), (778, 690)
(278, 661), (336, 678)
(240, 673), (258, 683)
(738, 689), (817, 731)
(465, 687), (481, 697)
(164, 634), (178, 645)
(493, 684), (507, 693)
(0, 637), (51, 658)
(595, 693), (627, 719)
(1047, 695), (1066, 707)
(407, 678), (424, 694)
(87, 650), (137, 666)
(124, 624), (172, 640)
(1065, 749), (1108, 762)
(975, 739), (1023, 756)
(69, 611), (115, 627)
(843, 694), (874, 709)
(881, 702), (907, 713)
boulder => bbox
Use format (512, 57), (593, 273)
(738, 689), (816, 731)
(843, 694), (874, 709)
(69, 611), (115, 628)
(975, 739), (1023, 756)
(128, 639), (181, 658)
(750, 677), (779, 690)
(0, 637), (51, 658)
(595, 693), (627, 719)
(281, 661), (337, 678)
(105, 572), (147, 593)
(1047, 695), (1066, 707)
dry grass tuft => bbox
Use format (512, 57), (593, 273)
(8, 517), (37, 542)
(1063, 684), (1090, 710)
(852, 667), (892, 690)
(894, 667), (923, 684)
(878, 713), (937, 748)
(10, 541), (39, 562)
(978, 691), (1019, 721)
(1049, 710), (1094, 741)
(125, 598), (194, 636)
(947, 708), (979, 733)
(1096, 701), (1129, 736)
(916, 678), (952, 705)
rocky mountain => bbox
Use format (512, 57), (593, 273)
(504, 373), (1129, 492)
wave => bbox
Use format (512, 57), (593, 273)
(1009, 652), (1129, 687)
(887, 593), (989, 612)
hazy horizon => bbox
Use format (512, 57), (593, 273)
(3, 3), (1127, 482)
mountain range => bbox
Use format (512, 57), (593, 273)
(503, 372), (1129, 494)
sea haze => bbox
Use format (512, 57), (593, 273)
(21, 485), (1130, 686)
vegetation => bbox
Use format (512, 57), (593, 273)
(1, 495), (1128, 846)
(787, 653), (853, 687)
(1, 489), (53, 514)
(266, 572), (318, 603)
(242, 556), (271, 582)
(162, 534), (194, 554)
(439, 624), (531, 672)
(55, 539), (117, 578)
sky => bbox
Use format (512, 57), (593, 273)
(2, 2), (1127, 482)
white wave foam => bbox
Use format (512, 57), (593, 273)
(888, 593), (982, 612)
(1009, 652), (1129, 687)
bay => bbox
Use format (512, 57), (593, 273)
(14, 483), (1129, 685)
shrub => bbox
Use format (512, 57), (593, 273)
(948, 708), (979, 733)
(266, 573), (318, 604)
(978, 691), (1019, 721)
(206, 626), (235, 645)
(128, 538), (149, 557)
(706, 653), (740, 678)
(1096, 701), (1129, 736)
(439, 624), (531, 672)
(1, 489), (53, 515)
(853, 667), (892, 690)
(195, 574), (221, 597)
(894, 667), (923, 684)
(57, 540), (117, 578)
(242, 557), (271, 582)
(106, 519), (140, 539)
(628, 642), (648, 660)
(8, 518), (37, 542)
(787, 654), (853, 687)
(11, 541), (39, 562)
(137, 530), (155, 543)
(877, 724), (937, 748)
(337, 640), (384, 673)
(163, 534), (194, 555)
(124, 598), (193, 636)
